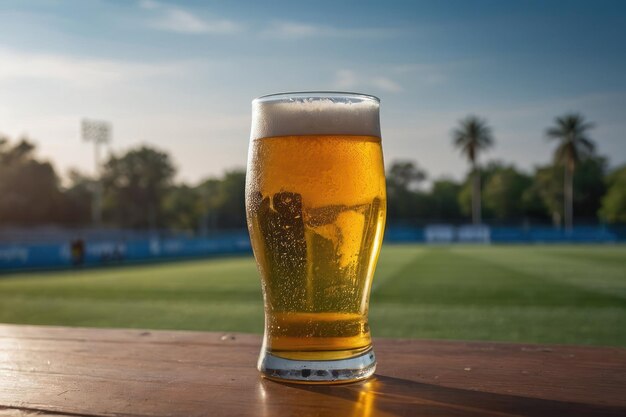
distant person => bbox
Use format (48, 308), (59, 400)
(70, 239), (85, 266)
(112, 243), (125, 262)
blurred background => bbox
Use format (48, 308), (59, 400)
(0, 1), (624, 346)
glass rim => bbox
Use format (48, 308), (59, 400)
(253, 91), (380, 104)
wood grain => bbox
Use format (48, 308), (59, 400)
(0, 324), (624, 417)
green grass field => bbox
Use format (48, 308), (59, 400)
(1, 245), (625, 346)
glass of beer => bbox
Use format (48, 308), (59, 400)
(246, 92), (386, 383)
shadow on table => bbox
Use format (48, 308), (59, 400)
(258, 374), (625, 417)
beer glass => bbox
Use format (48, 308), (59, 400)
(246, 92), (386, 383)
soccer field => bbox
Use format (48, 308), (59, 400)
(0, 245), (624, 346)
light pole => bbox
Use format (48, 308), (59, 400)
(81, 119), (111, 227)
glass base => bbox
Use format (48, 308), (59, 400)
(258, 348), (376, 384)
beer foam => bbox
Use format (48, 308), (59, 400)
(251, 94), (380, 140)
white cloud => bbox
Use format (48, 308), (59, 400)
(151, 9), (240, 34)
(263, 20), (403, 39)
(335, 69), (358, 89)
(0, 48), (191, 87)
(334, 69), (402, 93)
(370, 76), (402, 93)
(391, 63), (447, 85)
(268, 22), (320, 38)
(138, 0), (159, 10)
(139, 1), (241, 35)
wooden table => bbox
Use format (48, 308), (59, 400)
(0, 325), (624, 417)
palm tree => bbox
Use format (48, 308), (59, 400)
(545, 113), (595, 230)
(452, 116), (494, 225)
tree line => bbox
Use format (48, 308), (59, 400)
(433, 113), (623, 227)
(0, 112), (624, 231)
(0, 137), (244, 231)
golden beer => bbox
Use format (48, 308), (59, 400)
(246, 93), (385, 383)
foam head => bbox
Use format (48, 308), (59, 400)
(251, 92), (381, 140)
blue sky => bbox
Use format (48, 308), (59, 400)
(1, 0), (625, 184)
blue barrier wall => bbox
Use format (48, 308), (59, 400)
(385, 225), (621, 244)
(0, 226), (623, 271)
(0, 232), (252, 271)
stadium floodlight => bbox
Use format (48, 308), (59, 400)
(82, 119), (111, 145)
(81, 119), (112, 227)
